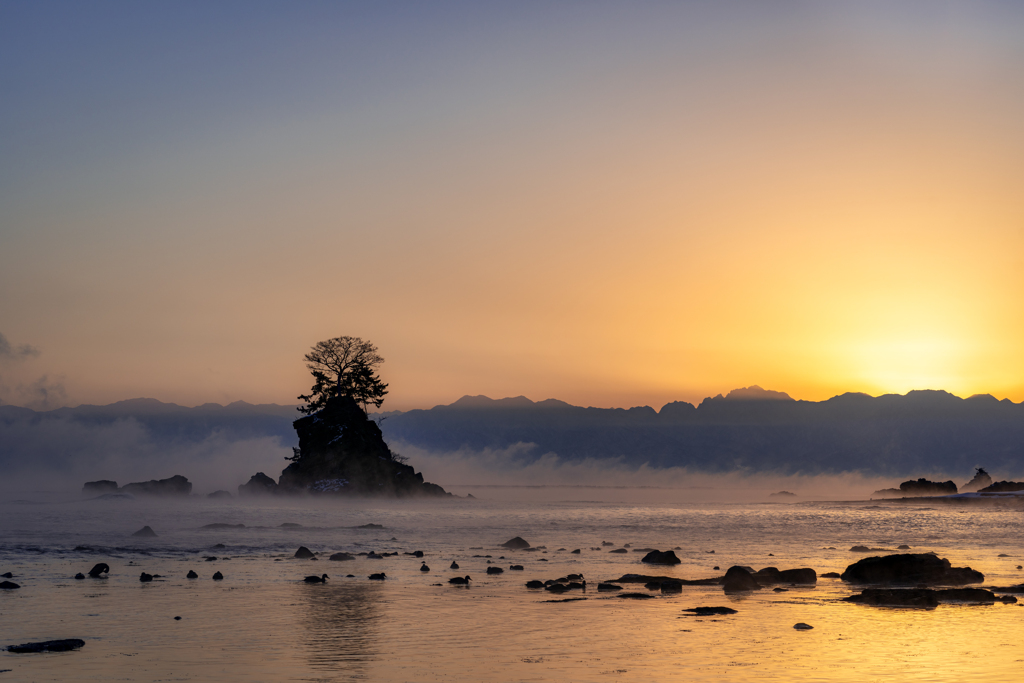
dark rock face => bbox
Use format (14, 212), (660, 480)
(83, 480), (118, 495)
(132, 526), (157, 538)
(841, 554), (984, 585)
(641, 550), (681, 565)
(120, 475), (192, 497)
(961, 468), (993, 493)
(238, 472), (279, 497)
(723, 566), (761, 592)
(501, 537), (531, 550)
(899, 478), (957, 496)
(329, 552), (355, 562)
(278, 395), (448, 496)
(8, 639), (85, 653)
(978, 480), (1024, 493)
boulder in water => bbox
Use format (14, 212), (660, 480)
(132, 526), (157, 538)
(0, 581), (20, 589)
(120, 475), (192, 497)
(238, 472), (279, 497)
(294, 546), (315, 559)
(212, 571), (224, 580)
(841, 554), (983, 585)
(186, 570), (198, 579)
(683, 606), (737, 615)
(723, 566), (760, 592)
(329, 552), (355, 562)
(82, 480), (118, 495)
(641, 550), (681, 565)
(501, 537), (531, 550)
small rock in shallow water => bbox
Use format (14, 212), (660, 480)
(132, 526), (158, 538)
(369, 573), (387, 581)
(74, 573), (85, 580)
(174, 616), (182, 620)
(641, 550), (681, 565)
(187, 571), (198, 579)
(7, 639), (85, 653)
(212, 572), (223, 580)
(0, 572), (11, 578)
(501, 537), (531, 550)
(684, 606), (737, 615)
(0, 581), (20, 589)
(329, 553), (355, 562)
(526, 580), (544, 589)
(509, 565), (524, 570)
(570, 549), (581, 554)
(597, 583), (622, 591)
(793, 623), (814, 630)
(294, 547), (315, 559)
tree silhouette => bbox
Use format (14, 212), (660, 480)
(297, 336), (388, 414)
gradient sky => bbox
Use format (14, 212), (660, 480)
(2, 1), (1023, 411)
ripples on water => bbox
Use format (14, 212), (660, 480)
(1, 496), (1022, 681)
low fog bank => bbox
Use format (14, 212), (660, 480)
(394, 441), (919, 504)
(0, 412), (291, 496)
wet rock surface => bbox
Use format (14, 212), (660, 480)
(841, 554), (984, 585)
(501, 537), (531, 550)
(723, 566), (761, 592)
(640, 550), (681, 565)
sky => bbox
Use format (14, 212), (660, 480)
(2, 1), (1023, 412)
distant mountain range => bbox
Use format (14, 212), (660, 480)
(2, 387), (1023, 485)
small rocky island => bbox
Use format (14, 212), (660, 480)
(240, 335), (448, 498)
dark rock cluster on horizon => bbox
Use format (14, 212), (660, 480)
(83, 475), (192, 497)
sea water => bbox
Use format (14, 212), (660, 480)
(1, 493), (1022, 682)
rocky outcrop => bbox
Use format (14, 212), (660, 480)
(641, 550), (681, 565)
(841, 554), (983, 585)
(120, 475), (192, 497)
(83, 480), (118, 495)
(961, 468), (993, 493)
(277, 395), (448, 496)
(238, 472), (278, 497)
(899, 478), (957, 496)
(978, 480), (1024, 493)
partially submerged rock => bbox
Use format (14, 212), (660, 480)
(8, 639), (85, 653)
(132, 526), (157, 538)
(329, 552), (355, 562)
(238, 472), (279, 497)
(82, 480), (118, 495)
(501, 537), (531, 550)
(120, 475), (192, 497)
(0, 581), (20, 589)
(294, 546), (315, 559)
(753, 567), (817, 585)
(723, 566), (760, 592)
(841, 554), (983, 585)
(641, 550), (681, 565)
(683, 606), (737, 615)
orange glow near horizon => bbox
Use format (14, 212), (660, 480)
(1, 4), (1022, 411)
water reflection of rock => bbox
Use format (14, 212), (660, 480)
(298, 582), (383, 676)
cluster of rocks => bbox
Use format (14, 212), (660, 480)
(83, 475), (192, 497)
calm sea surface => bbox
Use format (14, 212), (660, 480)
(1, 493), (1022, 682)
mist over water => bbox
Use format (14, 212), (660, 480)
(2, 494), (1023, 682)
